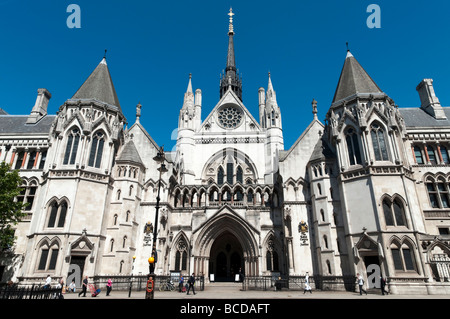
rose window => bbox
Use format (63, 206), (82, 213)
(218, 106), (242, 129)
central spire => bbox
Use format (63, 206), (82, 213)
(220, 8), (242, 101)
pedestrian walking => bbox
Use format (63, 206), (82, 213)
(78, 276), (88, 297)
(43, 275), (52, 289)
(303, 272), (312, 294)
(356, 273), (367, 295)
(106, 278), (112, 296)
(179, 275), (184, 292)
(238, 268), (244, 282)
(55, 279), (64, 299)
(380, 276), (389, 295)
(186, 273), (196, 295)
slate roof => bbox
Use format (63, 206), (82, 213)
(71, 58), (122, 113)
(399, 107), (450, 128)
(332, 51), (382, 103)
(0, 114), (56, 135)
(309, 137), (335, 162)
(116, 139), (144, 166)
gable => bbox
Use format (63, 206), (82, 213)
(198, 88), (262, 134)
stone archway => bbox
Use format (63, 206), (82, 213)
(209, 231), (244, 281)
(192, 207), (259, 280)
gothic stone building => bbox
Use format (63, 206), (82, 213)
(1, 12), (450, 295)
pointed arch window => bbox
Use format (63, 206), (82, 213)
(266, 239), (279, 272)
(382, 197), (407, 227)
(382, 199), (394, 226)
(174, 239), (188, 271)
(235, 189), (244, 202)
(236, 166), (243, 184)
(129, 185), (133, 197)
(345, 128), (362, 165)
(370, 123), (389, 161)
(37, 242), (59, 271)
(88, 131), (105, 168)
(323, 235), (329, 249)
(247, 189), (254, 204)
(392, 199), (406, 226)
(266, 250), (279, 272)
(17, 180), (38, 211)
(326, 260), (332, 274)
(227, 162), (234, 184)
(63, 128), (81, 165)
(426, 178), (450, 208)
(391, 242), (417, 272)
(217, 167), (224, 185)
(47, 200), (68, 228)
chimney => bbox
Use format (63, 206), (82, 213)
(27, 88), (51, 124)
(416, 79), (446, 120)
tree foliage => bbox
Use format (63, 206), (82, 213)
(0, 162), (27, 250)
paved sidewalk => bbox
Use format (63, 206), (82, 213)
(62, 283), (450, 300)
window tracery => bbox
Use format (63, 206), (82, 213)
(217, 106), (243, 129)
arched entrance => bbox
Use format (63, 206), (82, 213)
(192, 207), (259, 280)
(209, 231), (244, 282)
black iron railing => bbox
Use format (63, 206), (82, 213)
(242, 275), (356, 292)
(92, 275), (205, 292)
(0, 284), (63, 299)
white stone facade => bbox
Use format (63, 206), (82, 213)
(1, 16), (450, 296)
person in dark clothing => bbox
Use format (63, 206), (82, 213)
(380, 276), (389, 295)
(186, 273), (196, 295)
(78, 276), (88, 297)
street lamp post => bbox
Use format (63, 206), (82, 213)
(145, 146), (168, 299)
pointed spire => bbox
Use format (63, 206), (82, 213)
(262, 72), (282, 130)
(187, 73), (193, 94)
(266, 72), (279, 113)
(226, 9), (236, 73)
(71, 55), (122, 112)
(332, 50), (382, 103)
(266, 72), (276, 101)
(220, 8), (242, 101)
(182, 73), (194, 109)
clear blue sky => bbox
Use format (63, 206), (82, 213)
(1, 0), (449, 150)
